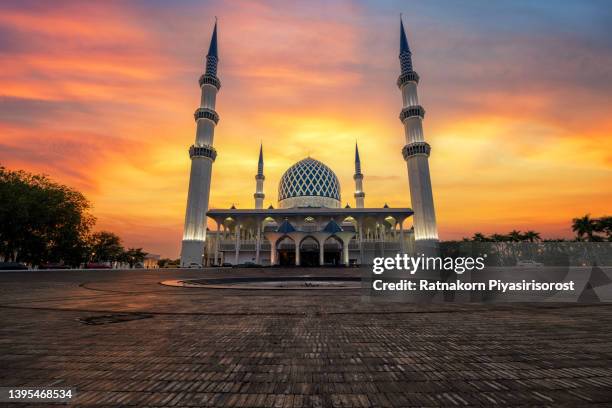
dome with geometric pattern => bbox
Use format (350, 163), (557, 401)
(278, 157), (341, 209)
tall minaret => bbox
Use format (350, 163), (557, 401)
(397, 18), (439, 250)
(353, 143), (365, 208)
(180, 20), (221, 267)
(254, 144), (265, 209)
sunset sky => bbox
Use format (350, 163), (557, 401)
(1, 0), (611, 257)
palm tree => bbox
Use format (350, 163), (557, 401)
(472, 232), (489, 242)
(490, 233), (509, 242)
(595, 216), (612, 241)
(523, 230), (541, 242)
(508, 230), (523, 242)
(572, 215), (598, 241)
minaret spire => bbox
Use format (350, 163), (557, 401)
(353, 142), (365, 208)
(205, 19), (219, 76)
(254, 143), (265, 209)
(257, 143), (264, 176)
(354, 143), (362, 175)
(180, 20), (222, 267)
(208, 19), (218, 56)
(397, 17), (438, 253)
(399, 18), (413, 74)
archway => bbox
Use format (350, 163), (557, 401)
(299, 236), (320, 266)
(276, 236), (295, 266)
(323, 236), (343, 266)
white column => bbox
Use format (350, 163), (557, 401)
(399, 220), (405, 254)
(358, 218), (364, 264)
(234, 224), (240, 264)
(313, 233), (328, 267)
(214, 221), (220, 265)
(180, 156), (212, 266)
(319, 242), (324, 266)
(254, 176), (265, 210)
(342, 243), (349, 266)
(380, 223), (385, 257)
(335, 232), (355, 267)
(255, 221), (261, 264)
(180, 23), (221, 267)
(271, 241), (277, 265)
(398, 43), (438, 247)
(254, 145), (265, 209)
(266, 232), (283, 266)
(354, 174), (365, 209)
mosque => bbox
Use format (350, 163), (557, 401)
(180, 19), (438, 267)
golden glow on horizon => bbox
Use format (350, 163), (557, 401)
(1, 2), (610, 257)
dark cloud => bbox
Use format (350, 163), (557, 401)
(0, 96), (93, 125)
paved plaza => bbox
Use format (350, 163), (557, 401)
(1, 267), (612, 407)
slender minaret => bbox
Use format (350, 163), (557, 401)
(353, 143), (365, 208)
(180, 20), (221, 267)
(254, 144), (265, 209)
(397, 18), (438, 250)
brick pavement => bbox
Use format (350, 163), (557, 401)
(0, 268), (611, 407)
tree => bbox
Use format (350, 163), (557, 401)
(0, 166), (95, 266)
(595, 216), (612, 241)
(158, 258), (172, 268)
(572, 214), (600, 241)
(472, 233), (490, 242)
(508, 230), (523, 242)
(89, 231), (124, 263)
(157, 258), (179, 268)
(120, 248), (147, 268)
(523, 230), (541, 242)
(490, 233), (509, 242)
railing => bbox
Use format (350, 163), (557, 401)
(218, 241), (402, 252)
(217, 237), (404, 245)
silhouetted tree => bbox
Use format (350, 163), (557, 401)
(508, 230), (523, 242)
(120, 248), (147, 268)
(0, 166), (94, 266)
(157, 258), (171, 268)
(595, 216), (612, 241)
(157, 258), (180, 268)
(572, 214), (601, 241)
(472, 233), (490, 242)
(523, 230), (541, 242)
(490, 233), (509, 242)
(89, 231), (124, 263)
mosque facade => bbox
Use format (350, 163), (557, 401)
(180, 19), (438, 267)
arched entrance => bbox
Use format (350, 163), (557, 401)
(276, 236), (295, 266)
(323, 236), (342, 265)
(299, 236), (320, 266)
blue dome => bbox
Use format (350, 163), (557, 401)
(278, 158), (341, 207)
